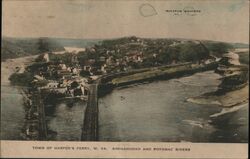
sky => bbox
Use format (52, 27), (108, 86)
(2, 0), (249, 43)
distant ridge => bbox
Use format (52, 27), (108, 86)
(1, 37), (65, 61)
(1, 36), (248, 61)
(1, 37), (101, 61)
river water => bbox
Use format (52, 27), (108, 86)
(1, 56), (39, 140)
(1, 59), (26, 140)
(1, 53), (88, 141)
(99, 71), (248, 142)
(1, 68), (248, 142)
(1, 74), (87, 141)
(1, 84), (25, 140)
(45, 101), (87, 141)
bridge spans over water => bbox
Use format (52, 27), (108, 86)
(80, 62), (219, 141)
(81, 83), (99, 141)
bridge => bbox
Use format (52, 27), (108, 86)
(80, 61), (219, 141)
(80, 62), (220, 141)
(81, 83), (99, 141)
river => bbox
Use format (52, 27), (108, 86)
(1, 57), (31, 140)
(1, 56), (248, 142)
(0, 54), (88, 141)
(98, 71), (248, 142)
(45, 101), (87, 141)
(1, 85), (25, 140)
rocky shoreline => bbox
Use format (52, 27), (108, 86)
(187, 52), (249, 122)
(2, 49), (248, 140)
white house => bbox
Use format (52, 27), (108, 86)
(60, 64), (67, 70)
(34, 75), (44, 80)
(72, 68), (80, 75)
(43, 53), (50, 62)
(47, 82), (59, 88)
(101, 64), (107, 73)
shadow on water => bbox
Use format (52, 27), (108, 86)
(1, 86), (25, 140)
(44, 99), (87, 141)
(210, 125), (248, 143)
(45, 104), (57, 117)
(209, 106), (249, 143)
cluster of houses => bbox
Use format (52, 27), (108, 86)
(81, 38), (149, 74)
(81, 37), (218, 75)
(31, 37), (216, 100)
(82, 37), (206, 74)
(33, 53), (90, 100)
(33, 39), (148, 99)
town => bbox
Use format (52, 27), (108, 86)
(8, 36), (239, 140)
(15, 36), (220, 99)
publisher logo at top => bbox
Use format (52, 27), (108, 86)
(165, 6), (201, 16)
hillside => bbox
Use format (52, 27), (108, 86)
(2, 36), (248, 62)
(53, 38), (101, 48)
(76, 36), (234, 67)
(1, 37), (65, 61)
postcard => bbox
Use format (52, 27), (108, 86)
(1, 0), (249, 158)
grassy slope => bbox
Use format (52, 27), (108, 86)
(111, 62), (218, 85)
(237, 51), (249, 65)
(1, 37), (64, 61)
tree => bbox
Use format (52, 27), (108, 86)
(70, 81), (79, 89)
(80, 70), (91, 77)
(38, 38), (50, 53)
(179, 43), (209, 62)
(205, 42), (233, 56)
(35, 54), (46, 62)
(9, 72), (34, 86)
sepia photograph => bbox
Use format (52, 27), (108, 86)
(1, 0), (249, 158)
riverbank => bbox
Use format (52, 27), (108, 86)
(187, 51), (249, 126)
(98, 62), (219, 97)
(111, 62), (218, 86)
(1, 55), (38, 84)
(1, 55), (38, 140)
(2, 49), (248, 141)
(187, 84), (248, 107)
(80, 62), (219, 141)
(98, 71), (226, 142)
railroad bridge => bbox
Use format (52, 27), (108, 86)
(81, 83), (99, 141)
